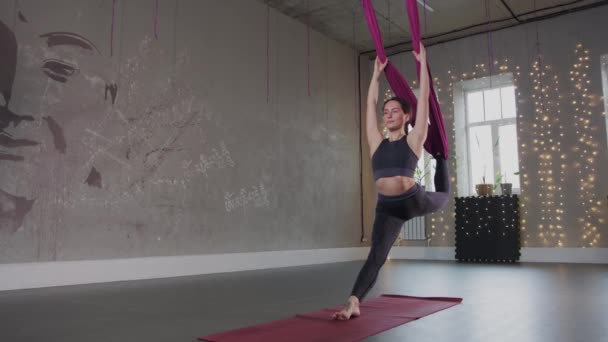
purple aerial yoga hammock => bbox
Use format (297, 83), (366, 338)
(362, 0), (449, 158)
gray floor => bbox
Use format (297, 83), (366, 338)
(1, 260), (607, 342)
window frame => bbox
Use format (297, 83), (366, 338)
(453, 73), (520, 196)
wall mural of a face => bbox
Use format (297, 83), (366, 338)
(1, 11), (121, 234)
(0, 4), (210, 261)
(1, 18), (39, 232)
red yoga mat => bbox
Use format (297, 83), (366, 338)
(199, 294), (462, 342)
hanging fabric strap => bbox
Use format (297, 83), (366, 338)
(362, 0), (449, 158)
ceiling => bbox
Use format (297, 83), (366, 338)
(257, 0), (608, 56)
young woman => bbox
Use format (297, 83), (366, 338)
(333, 43), (450, 320)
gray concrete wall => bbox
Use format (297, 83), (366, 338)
(0, 0), (361, 263)
(361, 6), (608, 248)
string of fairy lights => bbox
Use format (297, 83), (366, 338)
(571, 43), (603, 247)
(530, 49), (566, 247)
(376, 41), (603, 247)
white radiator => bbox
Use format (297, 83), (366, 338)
(400, 216), (428, 242)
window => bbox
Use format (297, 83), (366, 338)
(602, 55), (608, 149)
(453, 74), (521, 196)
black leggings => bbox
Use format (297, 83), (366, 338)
(350, 157), (450, 300)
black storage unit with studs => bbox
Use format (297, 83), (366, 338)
(455, 195), (521, 262)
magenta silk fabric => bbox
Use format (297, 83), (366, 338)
(362, 0), (449, 158)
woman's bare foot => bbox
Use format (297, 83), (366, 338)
(332, 296), (361, 320)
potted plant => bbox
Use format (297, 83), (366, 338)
(501, 171), (519, 195)
(475, 172), (493, 196)
(500, 172), (510, 195)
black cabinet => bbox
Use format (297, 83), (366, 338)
(455, 195), (521, 262)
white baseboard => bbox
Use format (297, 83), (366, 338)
(1, 247), (606, 291)
(388, 247), (455, 261)
(520, 247), (608, 264)
(389, 247), (608, 264)
(387, 247), (608, 264)
(0, 248), (369, 292)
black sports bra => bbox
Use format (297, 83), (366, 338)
(371, 136), (419, 181)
